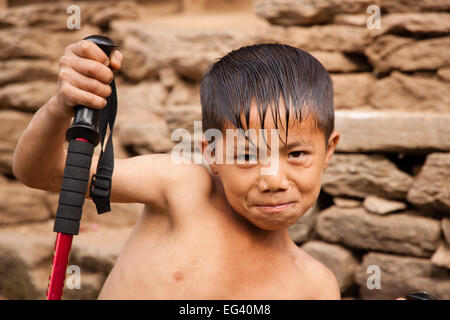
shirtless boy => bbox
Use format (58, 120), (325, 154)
(13, 41), (341, 299)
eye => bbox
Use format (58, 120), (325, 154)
(288, 151), (305, 159)
(236, 153), (257, 162)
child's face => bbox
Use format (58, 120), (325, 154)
(202, 102), (339, 231)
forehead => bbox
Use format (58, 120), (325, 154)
(222, 101), (324, 146)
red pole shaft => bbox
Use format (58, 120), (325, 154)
(47, 233), (73, 300)
(47, 137), (88, 300)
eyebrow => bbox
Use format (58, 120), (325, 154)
(233, 138), (315, 151)
(281, 140), (315, 150)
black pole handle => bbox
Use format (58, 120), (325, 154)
(65, 35), (118, 146)
(54, 35), (117, 235)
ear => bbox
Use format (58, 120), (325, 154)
(323, 130), (340, 171)
(201, 138), (218, 174)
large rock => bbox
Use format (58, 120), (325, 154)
(165, 104), (202, 133)
(431, 243), (450, 269)
(355, 252), (450, 300)
(335, 111), (450, 153)
(70, 226), (134, 274)
(322, 154), (413, 199)
(407, 153), (450, 213)
(381, 0), (450, 13)
(0, 28), (61, 60)
(117, 121), (174, 155)
(287, 25), (369, 53)
(0, 1), (138, 31)
(0, 180), (51, 225)
(301, 240), (359, 292)
(331, 73), (375, 109)
(166, 80), (200, 107)
(0, 59), (57, 86)
(0, 26), (100, 61)
(310, 51), (370, 73)
(116, 81), (168, 124)
(0, 245), (38, 299)
(0, 81), (57, 111)
(0, 222), (133, 299)
(365, 36), (450, 73)
(437, 67), (450, 81)
(332, 197), (361, 208)
(0, 222), (54, 268)
(0, 110), (33, 175)
(88, 1), (138, 29)
(287, 203), (318, 243)
(315, 206), (441, 257)
(374, 13), (450, 37)
(369, 72), (450, 113)
(333, 14), (367, 27)
(443, 218), (450, 244)
(111, 20), (273, 82)
(362, 195), (407, 215)
(253, 0), (372, 26)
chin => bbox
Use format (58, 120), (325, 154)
(244, 208), (302, 231)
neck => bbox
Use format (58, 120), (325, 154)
(242, 217), (294, 249)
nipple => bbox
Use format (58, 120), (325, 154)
(173, 271), (184, 282)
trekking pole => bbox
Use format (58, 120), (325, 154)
(46, 35), (117, 300)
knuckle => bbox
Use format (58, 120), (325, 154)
(105, 85), (112, 96)
(87, 62), (101, 77)
(98, 84), (111, 98)
(105, 70), (114, 83)
(86, 79), (99, 93)
(94, 97), (106, 109)
(80, 40), (92, 54)
(58, 55), (70, 67)
(59, 83), (70, 97)
(58, 68), (70, 81)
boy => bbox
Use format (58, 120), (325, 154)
(12, 41), (341, 299)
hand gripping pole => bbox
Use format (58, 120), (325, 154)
(47, 36), (117, 300)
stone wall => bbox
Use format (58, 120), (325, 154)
(0, 0), (448, 299)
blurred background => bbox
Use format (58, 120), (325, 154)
(0, 0), (449, 300)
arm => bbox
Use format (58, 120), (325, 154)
(12, 40), (171, 209)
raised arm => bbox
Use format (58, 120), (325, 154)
(12, 40), (171, 209)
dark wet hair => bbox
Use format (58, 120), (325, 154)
(200, 43), (334, 148)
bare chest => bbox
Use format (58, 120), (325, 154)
(100, 206), (310, 299)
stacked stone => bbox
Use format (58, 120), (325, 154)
(0, 0), (144, 299)
(252, 0), (450, 299)
(0, 0), (449, 300)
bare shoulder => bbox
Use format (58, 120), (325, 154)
(168, 159), (214, 194)
(163, 156), (215, 205)
(292, 247), (341, 300)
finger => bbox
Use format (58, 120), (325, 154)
(61, 67), (112, 98)
(71, 40), (110, 66)
(110, 49), (123, 70)
(70, 54), (114, 84)
(60, 82), (107, 110)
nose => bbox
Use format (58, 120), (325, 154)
(257, 170), (289, 193)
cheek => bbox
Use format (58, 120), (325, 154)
(218, 166), (252, 204)
(293, 162), (323, 199)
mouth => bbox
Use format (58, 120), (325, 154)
(254, 202), (296, 213)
